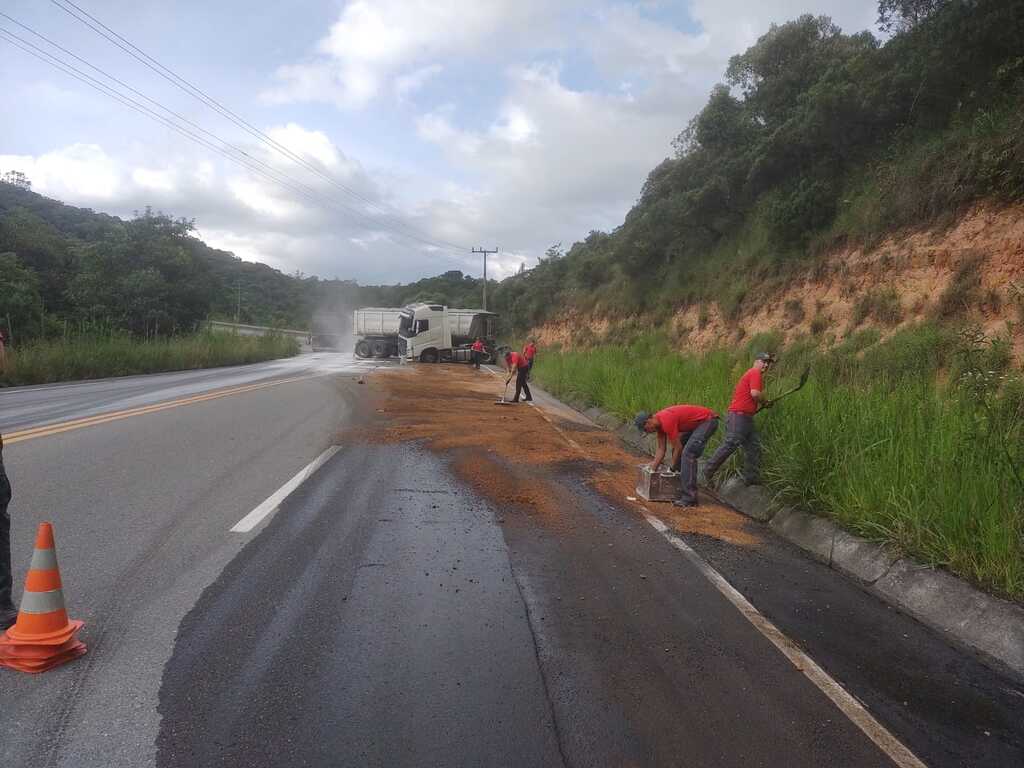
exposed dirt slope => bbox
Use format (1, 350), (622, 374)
(533, 202), (1024, 356)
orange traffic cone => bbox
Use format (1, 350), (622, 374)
(0, 522), (86, 673)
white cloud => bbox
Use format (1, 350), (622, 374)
(132, 167), (177, 192)
(261, 0), (571, 108)
(229, 178), (302, 219)
(0, 144), (121, 201)
(266, 123), (341, 170)
(395, 63), (443, 100)
(689, 0), (878, 55)
(490, 106), (537, 144)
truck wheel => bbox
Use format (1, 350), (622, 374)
(420, 349), (439, 364)
(371, 340), (389, 358)
(355, 340), (371, 358)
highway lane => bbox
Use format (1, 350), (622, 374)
(0, 355), (375, 767)
(0, 352), (390, 434)
(155, 440), (889, 768)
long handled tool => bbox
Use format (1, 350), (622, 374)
(495, 375), (515, 405)
(766, 365), (811, 407)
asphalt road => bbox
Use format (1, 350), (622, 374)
(1, 357), (1021, 767)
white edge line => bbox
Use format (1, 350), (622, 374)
(640, 509), (928, 768)
(230, 446), (342, 533)
(469, 360), (921, 764)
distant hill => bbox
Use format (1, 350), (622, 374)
(0, 181), (493, 343)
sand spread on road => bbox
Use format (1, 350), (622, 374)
(359, 364), (762, 547)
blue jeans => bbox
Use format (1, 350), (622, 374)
(704, 412), (761, 485)
(673, 417), (719, 505)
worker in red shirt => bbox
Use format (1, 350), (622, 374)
(471, 337), (485, 369)
(504, 350), (533, 403)
(634, 404), (719, 507)
(522, 339), (537, 378)
(703, 352), (775, 486)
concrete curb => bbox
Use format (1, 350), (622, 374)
(714, 460), (1024, 681)
(541, 390), (1024, 680)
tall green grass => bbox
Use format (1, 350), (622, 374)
(533, 327), (1024, 601)
(0, 332), (300, 387)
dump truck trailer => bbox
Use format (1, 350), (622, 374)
(352, 307), (404, 358)
(397, 303), (498, 363)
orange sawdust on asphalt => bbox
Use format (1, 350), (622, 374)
(361, 365), (762, 546)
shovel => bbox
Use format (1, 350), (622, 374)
(495, 377), (516, 405)
(763, 365), (810, 409)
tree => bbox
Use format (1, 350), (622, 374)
(0, 252), (42, 341)
(1, 171), (31, 191)
(877, 0), (948, 34)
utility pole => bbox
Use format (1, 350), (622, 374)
(235, 282), (241, 324)
(472, 247), (498, 311)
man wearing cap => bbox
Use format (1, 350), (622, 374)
(0, 432), (14, 630)
(635, 404), (719, 508)
(703, 352), (775, 486)
(504, 350), (533, 403)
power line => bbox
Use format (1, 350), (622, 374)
(0, 25), (468, 257)
(46, 0), (470, 253)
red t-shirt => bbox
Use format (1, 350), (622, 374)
(507, 352), (528, 369)
(729, 367), (764, 414)
(471, 341), (484, 352)
(655, 405), (717, 442)
(523, 343), (536, 360)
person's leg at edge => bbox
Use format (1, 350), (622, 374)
(677, 418), (718, 506)
(741, 416), (762, 485)
(703, 412), (740, 481)
(0, 444), (15, 625)
(519, 368), (532, 401)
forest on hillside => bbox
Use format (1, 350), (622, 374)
(494, 0), (1024, 332)
(3, 1), (1022, 343)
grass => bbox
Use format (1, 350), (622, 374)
(531, 327), (1024, 602)
(0, 332), (300, 387)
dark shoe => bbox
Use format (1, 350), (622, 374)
(0, 605), (17, 631)
(673, 500), (697, 509)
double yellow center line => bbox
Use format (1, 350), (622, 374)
(4, 374), (315, 445)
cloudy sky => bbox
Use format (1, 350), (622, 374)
(0, 0), (878, 283)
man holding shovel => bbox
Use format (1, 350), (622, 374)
(703, 352), (775, 486)
(504, 350), (533, 403)
(635, 404), (719, 508)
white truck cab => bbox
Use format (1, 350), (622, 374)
(398, 304), (498, 363)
